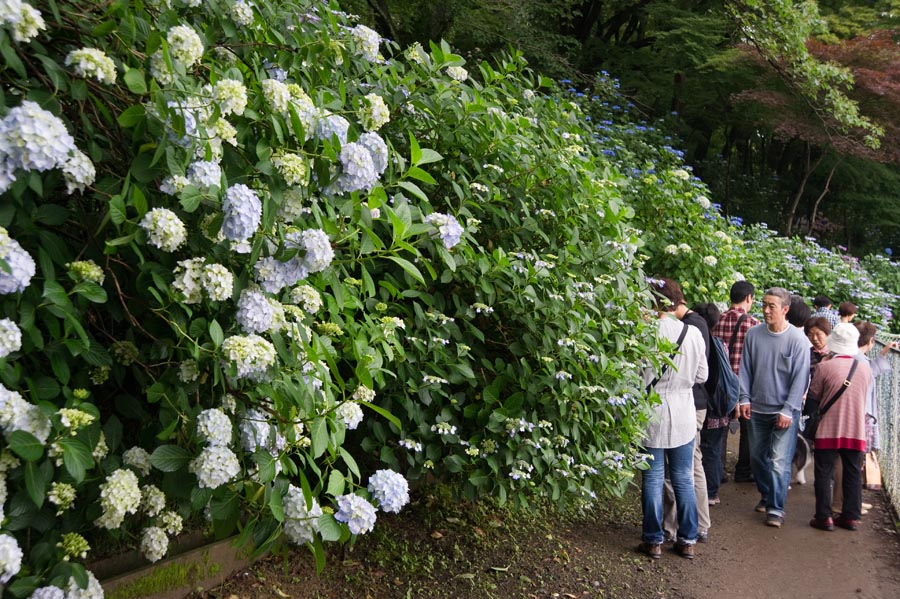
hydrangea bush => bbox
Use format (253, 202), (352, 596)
(0, 0), (674, 594)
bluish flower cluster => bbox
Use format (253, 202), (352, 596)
(334, 493), (377, 535)
(0, 228), (35, 294)
(424, 213), (464, 249)
(236, 288), (275, 333)
(315, 113), (350, 145)
(367, 469), (409, 513)
(222, 184), (262, 245)
(337, 142), (378, 193)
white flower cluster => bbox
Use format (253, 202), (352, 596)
(141, 484), (166, 517)
(140, 208), (187, 252)
(28, 587), (64, 599)
(222, 184), (262, 245)
(229, 0), (254, 27)
(334, 493), (377, 535)
(431, 422), (457, 435)
(446, 66), (468, 82)
(0, 318), (22, 358)
(350, 24), (381, 62)
(172, 257), (205, 303)
(212, 78), (248, 116)
(0, 228), (35, 294)
(424, 213), (464, 249)
(48, 481), (76, 515)
(160, 509), (183, 535)
(0, 101), (94, 195)
(316, 114), (350, 145)
(703, 255), (718, 266)
(367, 469), (409, 513)
(169, 24), (203, 66)
(260, 81), (318, 140)
(337, 142), (377, 193)
(197, 408), (233, 446)
(336, 401), (363, 430)
(65, 570), (103, 599)
(65, 48), (117, 84)
(95, 468), (142, 529)
(240, 408), (286, 456)
(140, 526), (169, 563)
(0, 0), (45, 43)
(186, 160), (222, 188)
(221, 334), (277, 379)
(67, 259), (104, 284)
(299, 229), (334, 273)
(358, 93), (390, 131)
(0, 533), (22, 584)
(0, 384), (51, 444)
(189, 445), (240, 489)
(290, 285), (322, 313)
(123, 446), (152, 476)
(283, 484), (323, 545)
(272, 152), (309, 186)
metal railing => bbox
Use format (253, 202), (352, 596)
(874, 335), (900, 517)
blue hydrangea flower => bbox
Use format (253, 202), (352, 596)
(222, 184), (262, 244)
(367, 469), (409, 513)
(335, 494), (377, 535)
(236, 288), (274, 333)
(337, 142), (378, 193)
(315, 113), (350, 145)
(358, 132), (388, 175)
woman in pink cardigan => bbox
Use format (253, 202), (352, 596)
(807, 323), (872, 532)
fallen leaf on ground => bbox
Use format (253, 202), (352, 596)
(431, 530), (444, 539)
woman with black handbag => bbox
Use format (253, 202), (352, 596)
(807, 323), (872, 532)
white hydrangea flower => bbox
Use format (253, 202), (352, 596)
(664, 244), (679, 255)
(149, 50), (174, 85)
(283, 484), (322, 545)
(123, 446), (152, 476)
(0, 533), (22, 584)
(0, 228), (35, 293)
(167, 24), (203, 67)
(696, 195), (711, 209)
(95, 468), (142, 529)
(93, 431), (109, 460)
(62, 149), (96, 194)
(27, 586), (64, 599)
(0, 101), (75, 174)
(358, 132), (388, 175)
(367, 469), (410, 513)
(352, 385), (375, 403)
(140, 208), (187, 252)
(212, 78), (248, 116)
(286, 84), (318, 140)
(424, 213), (464, 249)
(65, 570), (103, 599)
(334, 493), (376, 534)
(229, 0), (254, 26)
(66, 259), (104, 284)
(703, 255), (718, 267)
(140, 526), (169, 563)
(337, 142), (378, 193)
(0, 384), (51, 444)
(160, 510), (183, 535)
(179, 359), (199, 382)
(336, 401), (363, 430)
(299, 229), (333, 273)
(261, 78), (291, 114)
(272, 152), (309, 186)
(172, 257), (205, 303)
(65, 48), (116, 84)
(190, 445), (240, 489)
(350, 24), (380, 62)
(222, 184), (262, 244)
(221, 334), (277, 379)
(358, 93), (390, 131)
(290, 285), (322, 313)
(159, 174), (190, 196)
(141, 484), (166, 517)
(277, 187), (308, 223)
(8, 1), (45, 43)
(201, 263), (233, 301)
(186, 160), (221, 188)
(197, 408), (232, 446)
(0, 318), (22, 358)
(48, 481), (76, 515)
(446, 66), (468, 82)
(678, 243), (691, 253)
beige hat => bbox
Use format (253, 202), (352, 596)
(827, 323), (860, 356)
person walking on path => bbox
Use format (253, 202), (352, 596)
(711, 281), (759, 484)
(811, 295), (840, 330)
(807, 323), (871, 532)
(638, 278), (708, 560)
(738, 287), (810, 528)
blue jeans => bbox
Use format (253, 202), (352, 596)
(749, 410), (800, 517)
(641, 440), (697, 544)
(700, 425), (728, 498)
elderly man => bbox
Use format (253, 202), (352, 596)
(738, 287), (810, 527)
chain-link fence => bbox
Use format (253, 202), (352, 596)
(874, 336), (900, 518)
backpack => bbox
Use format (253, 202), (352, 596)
(708, 336), (740, 418)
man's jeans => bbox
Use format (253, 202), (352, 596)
(641, 440), (697, 544)
(700, 424), (728, 498)
(749, 410), (800, 517)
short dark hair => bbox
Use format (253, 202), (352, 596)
(813, 295), (833, 309)
(653, 277), (685, 312)
(787, 295), (811, 327)
(855, 321), (877, 347)
(804, 316), (832, 336)
(729, 280), (754, 305)
(839, 301), (858, 317)
(692, 302), (721, 330)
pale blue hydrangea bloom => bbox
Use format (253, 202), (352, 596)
(283, 484), (322, 545)
(222, 184), (262, 244)
(254, 255), (308, 294)
(0, 230), (35, 294)
(236, 288), (274, 333)
(335, 493), (377, 535)
(424, 213), (464, 249)
(337, 142), (378, 193)
(367, 469), (410, 513)
(315, 113), (350, 145)
(0, 100), (74, 176)
(358, 132), (388, 174)
(298, 229), (333, 273)
(27, 586), (64, 599)
(187, 160), (222, 188)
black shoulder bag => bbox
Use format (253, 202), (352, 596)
(645, 323), (689, 394)
(802, 359), (859, 441)
(728, 313), (749, 357)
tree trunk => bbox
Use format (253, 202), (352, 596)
(807, 163), (837, 235)
(785, 143), (824, 235)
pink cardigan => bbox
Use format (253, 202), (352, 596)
(807, 355), (872, 451)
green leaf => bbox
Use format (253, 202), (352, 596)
(117, 104), (146, 128)
(406, 166), (437, 185)
(386, 256), (426, 285)
(408, 131), (422, 165)
(108, 195), (127, 225)
(209, 319), (224, 347)
(0, 34), (26, 78)
(326, 469), (345, 497)
(253, 450), (276, 484)
(42, 280), (71, 308)
(317, 513), (343, 542)
(33, 205), (70, 226)
(397, 180), (429, 202)
(59, 438), (93, 483)
(416, 149), (444, 166)
(72, 281), (108, 303)
(150, 445), (192, 472)
(310, 417), (328, 459)
(8, 431), (44, 462)
(123, 68), (148, 94)
(338, 446), (360, 480)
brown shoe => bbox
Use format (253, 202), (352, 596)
(637, 542), (662, 559)
(674, 542), (695, 559)
(835, 516), (859, 531)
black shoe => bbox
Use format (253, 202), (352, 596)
(734, 474), (755, 483)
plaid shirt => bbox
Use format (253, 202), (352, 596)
(810, 307), (840, 330)
(711, 307), (759, 375)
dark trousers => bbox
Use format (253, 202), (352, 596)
(814, 448), (863, 520)
(700, 425), (727, 498)
(734, 417), (753, 480)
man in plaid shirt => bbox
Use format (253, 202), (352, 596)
(711, 281), (759, 483)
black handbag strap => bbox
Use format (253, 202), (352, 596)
(818, 359), (860, 417)
(646, 322), (689, 394)
(728, 313), (749, 356)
